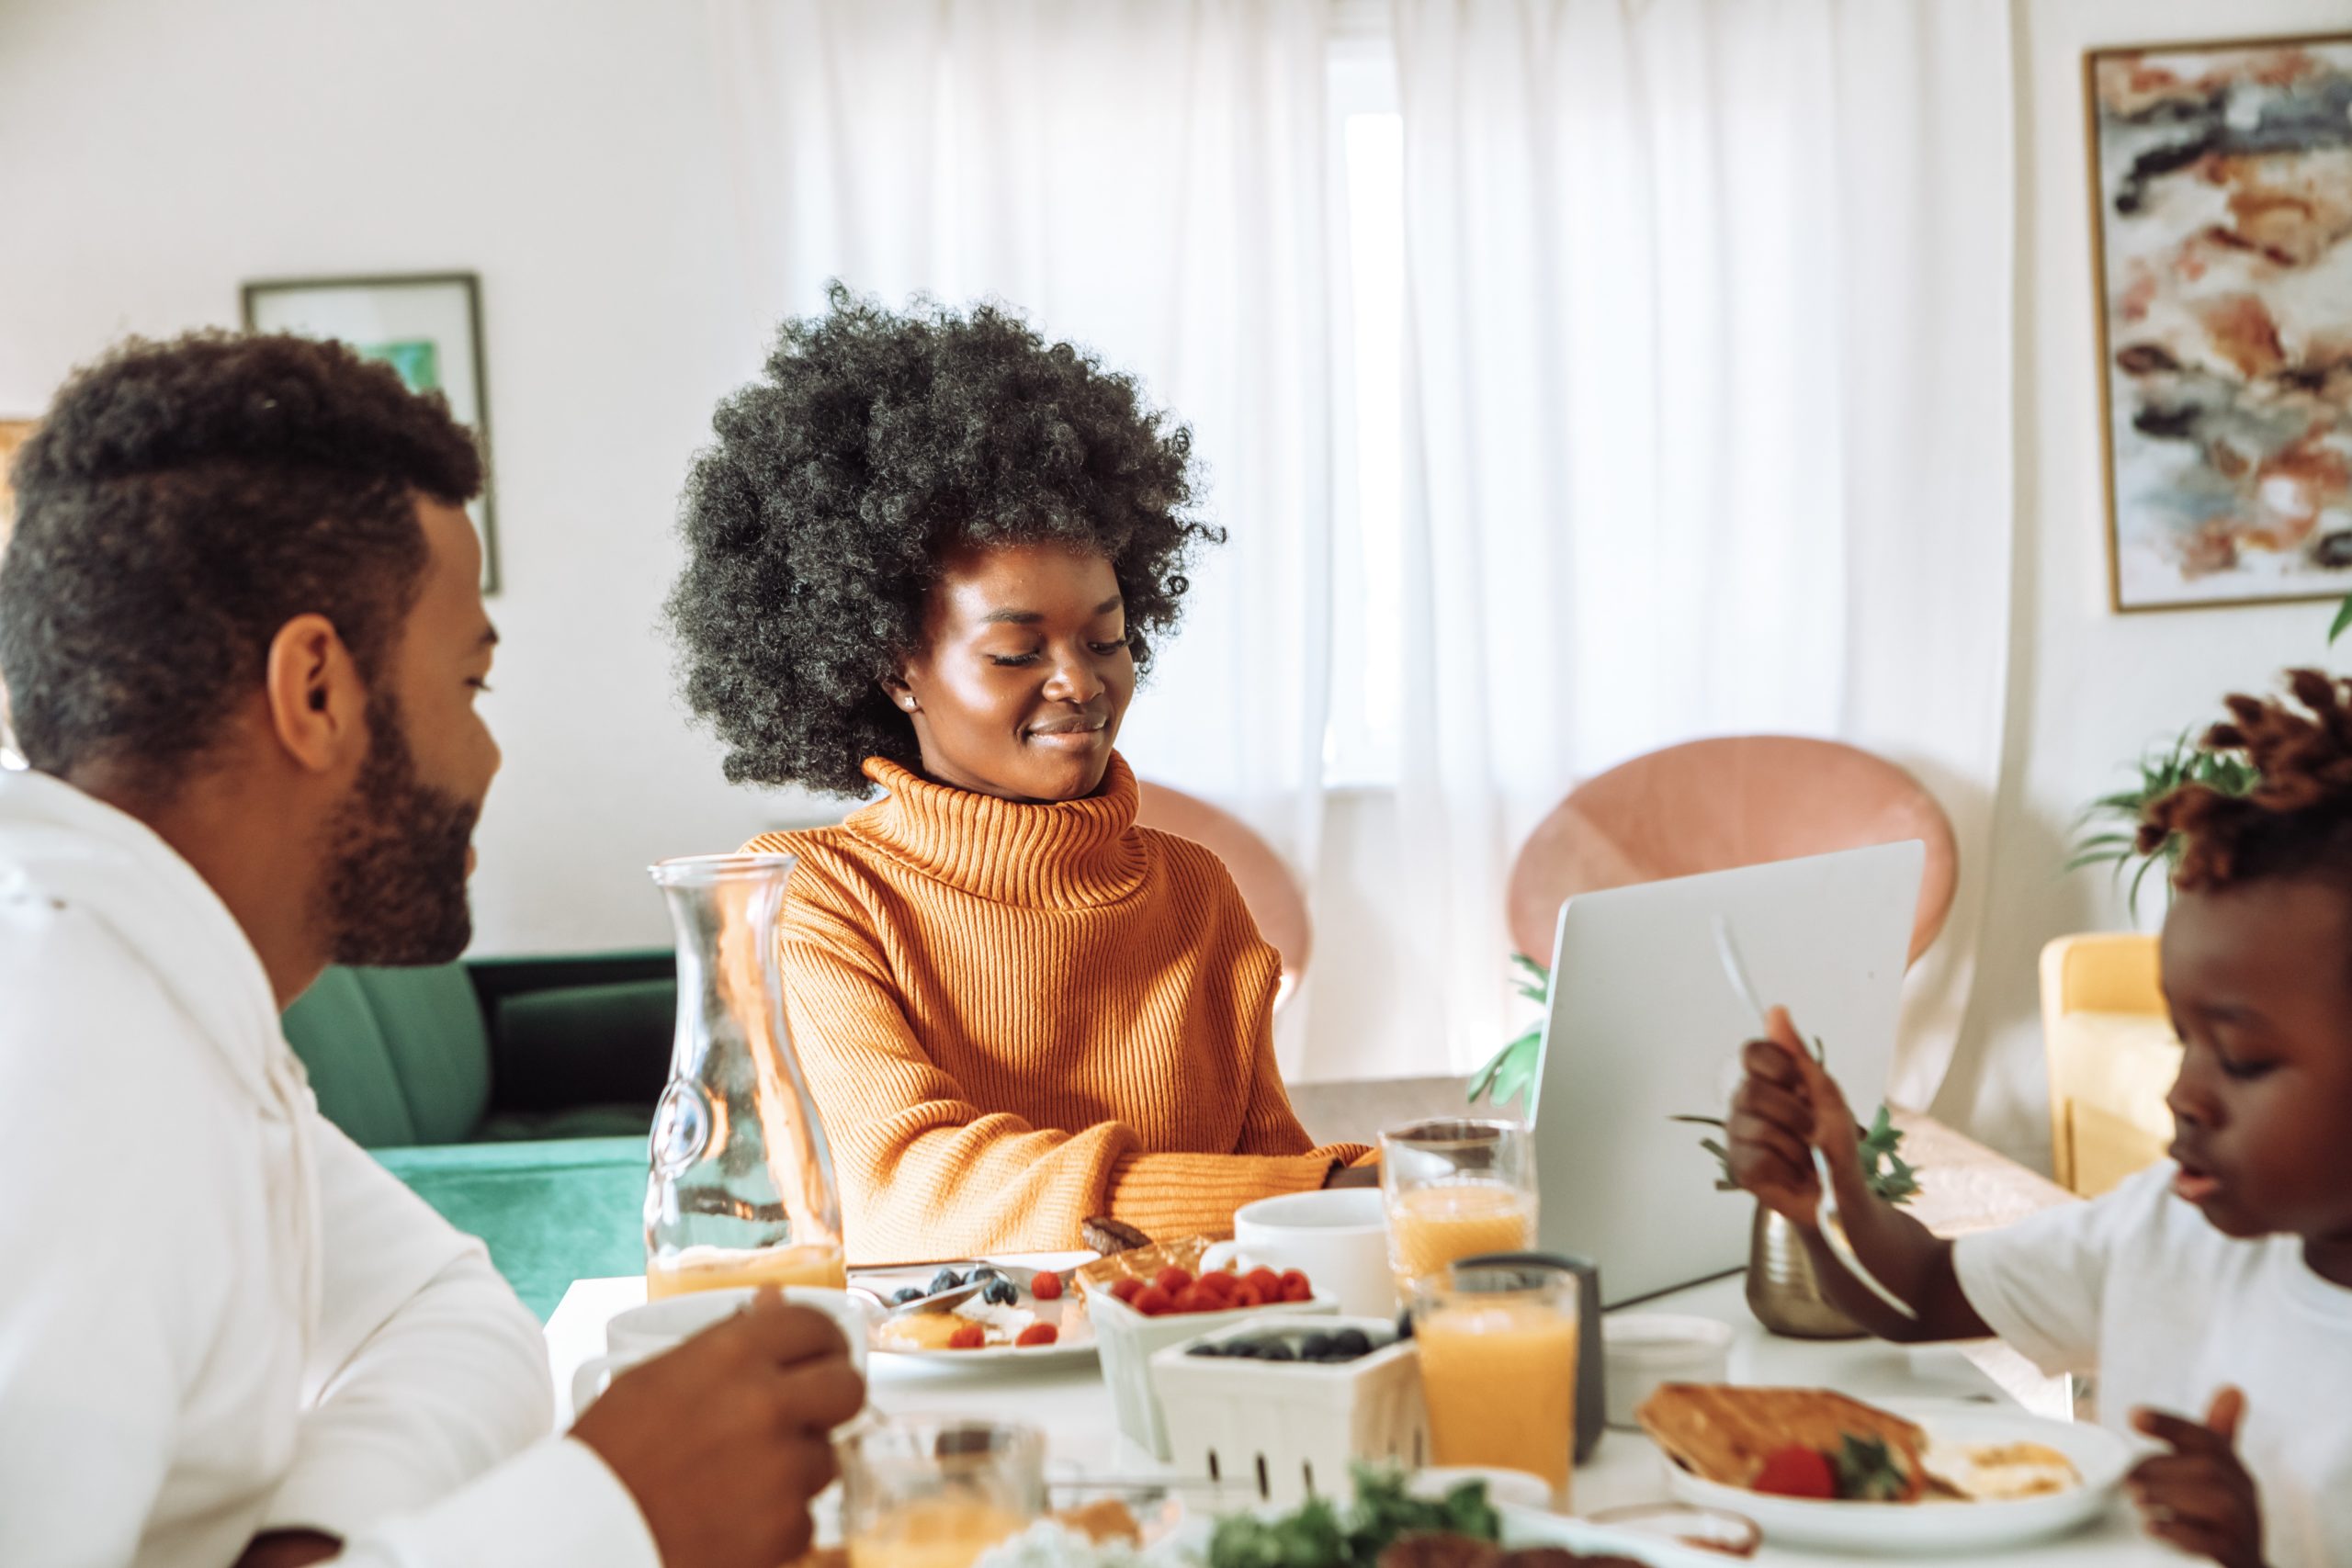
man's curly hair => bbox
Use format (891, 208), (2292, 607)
(666, 285), (1220, 797)
(0, 332), (480, 796)
(2142, 669), (2352, 891)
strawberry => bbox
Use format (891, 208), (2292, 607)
(1015, 1323), (1058, 1348)
(1029, 1270), (1063, 1302)
(1752, 1444), (1837, 1499)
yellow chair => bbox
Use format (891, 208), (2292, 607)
(2040, 933), (2178, 1196)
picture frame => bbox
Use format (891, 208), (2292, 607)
(2085, 32), (2352, 614)
(242, 272), (501, 593)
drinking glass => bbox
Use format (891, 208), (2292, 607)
(842, 1416), (1046, 1568)
(1379, 1118), (1537, 1292)
(1412, 1261), (1582, 1508)
(644, 853), (846, 1299)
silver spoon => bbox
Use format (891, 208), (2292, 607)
(1712, 917), (1917, 1321)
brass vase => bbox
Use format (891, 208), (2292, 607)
(1745, 1203), (1864, 1339)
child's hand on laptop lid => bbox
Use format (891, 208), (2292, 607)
(1725, 1005), (1863, 1234)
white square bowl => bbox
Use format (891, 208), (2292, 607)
(1147, 1314), (1426, 1506)
(1088, 1288), (1338, 1460)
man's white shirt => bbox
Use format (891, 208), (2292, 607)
(0, 766), (661, 1567)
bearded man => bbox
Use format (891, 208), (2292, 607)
(0, 333), (860, 1568)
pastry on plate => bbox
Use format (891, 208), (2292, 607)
(1635, 1383), (1928, 1502)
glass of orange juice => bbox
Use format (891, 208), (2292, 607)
(1412, 1261), (1580, 1508)
(1380, 1118), (1537, 1292)
(843, 1416), (1046, 1568)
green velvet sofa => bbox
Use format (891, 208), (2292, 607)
(281, 953), (673, 1318)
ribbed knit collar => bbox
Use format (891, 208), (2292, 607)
(847, 751), (1149, 908)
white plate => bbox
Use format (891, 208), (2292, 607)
(1660, 1404), (2132, 1555)
(1498, 1503), (1753, 1567)
(859, 1262), (1098, 1369)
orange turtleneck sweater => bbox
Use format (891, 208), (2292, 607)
(747, 753), (1365, 1263)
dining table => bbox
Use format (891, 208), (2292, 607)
(544, 1113), (2182, 1566)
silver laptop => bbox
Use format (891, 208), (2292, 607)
(1527, 841), (1923, 1307)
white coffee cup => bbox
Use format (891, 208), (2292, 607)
(1203, 1188), (1396, 1318)
(571, 1286), (874, 1415)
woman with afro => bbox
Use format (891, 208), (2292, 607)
(669, 288), (1368, 1261)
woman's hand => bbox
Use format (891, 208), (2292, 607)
(2129, 1388), (2267, 1568)
(1724, 1005), (1862, 1228)
(1324, 1160), (1380, 1190)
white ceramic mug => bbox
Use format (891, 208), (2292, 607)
(1203, 1188), (1396, 1318)
(571, 1286), (873, 1415)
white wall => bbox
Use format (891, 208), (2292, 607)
(1937, 0), (2352, 1164)
(6, 0), (2346, 1144)
(0, 0), (840, 958)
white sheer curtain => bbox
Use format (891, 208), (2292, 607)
(706, 0), (1340, 1069)
(1388, 0), (2017, 1106)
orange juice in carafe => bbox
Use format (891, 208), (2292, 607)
(645, 854), (845, 1298)
(1386, 1180), (1537, 1289)
(644, 1240), (848, 1299)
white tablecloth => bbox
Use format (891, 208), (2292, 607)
(545, 1261), (2171, 1566)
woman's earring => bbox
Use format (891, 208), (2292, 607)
(899, 696), (918, 712)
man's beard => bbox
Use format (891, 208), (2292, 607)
(318, 692), (481, 968)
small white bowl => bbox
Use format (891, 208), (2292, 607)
(1089, 1285), (1338, 1460)
(1601, 1313), (1734, 1430)
(1411, 1466), (1553, 1511)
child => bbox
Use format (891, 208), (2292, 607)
(1726, 670), (2352, 1568)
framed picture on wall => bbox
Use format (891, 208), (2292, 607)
(2086, 32), (2352, 614)
(243, 272), (501, 593)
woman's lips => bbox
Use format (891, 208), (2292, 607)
(1025, 720), (1107, 749)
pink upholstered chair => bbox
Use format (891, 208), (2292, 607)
(1136, 781), (1312, 1012)
(1503, 737), (1959, 967)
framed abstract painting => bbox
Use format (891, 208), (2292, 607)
(2086, 33), (2352, 613)
(243, 272), (501, 592)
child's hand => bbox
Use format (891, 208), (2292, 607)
(1725, 1005), (1863, 1229)
(2129, 1387), (2267, 1568)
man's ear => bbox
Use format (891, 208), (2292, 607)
(263, 615), (369, 774)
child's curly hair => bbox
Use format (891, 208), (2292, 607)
(2141, 669), (2352, 891)
(665, 285), (1219, 798)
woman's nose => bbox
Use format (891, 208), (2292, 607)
(1042, 649), (1104, 704)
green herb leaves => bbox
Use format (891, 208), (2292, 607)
(1206, 1468), (1500, 1568)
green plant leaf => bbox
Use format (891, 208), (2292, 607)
(2331, 592), (2352, 645)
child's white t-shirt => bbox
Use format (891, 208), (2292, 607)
(1952, 1160), (2352, 1568)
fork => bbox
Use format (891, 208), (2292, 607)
(1712, 917), (1918, 1321)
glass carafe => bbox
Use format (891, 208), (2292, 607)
(644, 853), (845, 1297)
